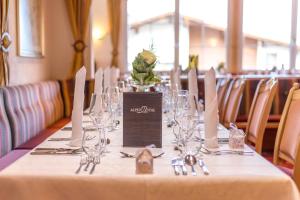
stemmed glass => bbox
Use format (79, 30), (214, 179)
(173, 113), (202, 157)
(81, 126), (106, 169)
(173, 90), (189, 123)
(106, 86), (121, 131)
(87, 93), (111, 152)
(117, 81), (126, 116)
(171, 90), (202, 157)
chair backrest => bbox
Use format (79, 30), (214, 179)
(246, 78), (278, 154)
(38, 81), (64, 127)
(0, 89), (12, 158)
(2, 84), (46, 148)
(273, 83), (300, 190)
(217, 78), (231, 120)
(221, 78), (245, 127)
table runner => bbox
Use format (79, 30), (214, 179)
(0, 117), (299, 200)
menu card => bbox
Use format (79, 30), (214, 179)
(123, 92), (162, 148)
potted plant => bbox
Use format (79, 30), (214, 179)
(131, 49), (160, 92)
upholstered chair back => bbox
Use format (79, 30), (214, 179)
(273, 83), (300, 190)
(2, 84), (46, 148)
(0, 89), (12, 157)
(38, 81), (64, 127)
(246, 78), (278, 154)
(217, 78), (230, 121)
(221, 78), (245, 127)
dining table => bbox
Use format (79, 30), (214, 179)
(0, 115), (299, 200)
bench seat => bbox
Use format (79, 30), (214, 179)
(16, 118), (71, 149)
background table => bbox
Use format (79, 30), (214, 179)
(0, 116), (299, 200)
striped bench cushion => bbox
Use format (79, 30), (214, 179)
(2, 84), (46, 148)
(38, 81), (64, 127)
(0, 90), (12, 158)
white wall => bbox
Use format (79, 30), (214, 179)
(7, 0), (92, 85)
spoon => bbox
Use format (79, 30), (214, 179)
(184, 154), (197, 176)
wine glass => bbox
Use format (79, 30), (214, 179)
(88, 93), (98, 125)
(81, 126), (105, 164)
(93, 93), (111, 152)
(106, 86), (121, 131)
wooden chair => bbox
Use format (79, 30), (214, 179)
(221, 78), (245, 128)
(273, 83), (300, 190)
(217, 78), (231, 121)
(246, 79), (278, 154)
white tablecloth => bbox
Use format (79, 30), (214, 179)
(0, 116), (299, 200)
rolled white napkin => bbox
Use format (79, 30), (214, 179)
(94, 68), (103, 113)
(103, 67), (111, 92)
(204, 68), (219, 148)
(188, 68), (198, 114)
(70, 66), (86, 147)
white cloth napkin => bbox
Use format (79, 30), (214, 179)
(94, 68), (103, 113)
(110, 67), (120, 87)
(94, 68), (103, 95)
(188, 68), (198, 114)
(170, 68), (181, 91)
(70, 67), (86, 147)
(104, 67), (111, 92)
(204, 68), (219, 148)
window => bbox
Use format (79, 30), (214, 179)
(126, 0), (296, 72)
(180, 0), (228, 70)
(127, 0), (175, 71)
(243, 0), (292, 70)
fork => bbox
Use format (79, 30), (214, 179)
(176, 158), (188, 175)
(84, 155), (94, 171)
(90, 156), (100, 175)
(76, 156), (87, 174)
(171, 158), (180, 175)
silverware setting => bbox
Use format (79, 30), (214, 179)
(171, 158), (181, 175)
(89, 156), (100, 175)
(84, 155), (94, 171)
(120, 151), (165, 158)
(75, 156), (87, 174)
(200, 147), (254, 156)
(176, 158), (188, 175)
(198, 159), (210, 175)
(61, 127), (97, 131)
(48, 135), (96, 142)
(171, 156), (211, 176)
(31, 148), (82, 155)
(184, 154), (197, 176)
(193, 136), (229, 144)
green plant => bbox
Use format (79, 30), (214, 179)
(131, 49), (160, 85)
